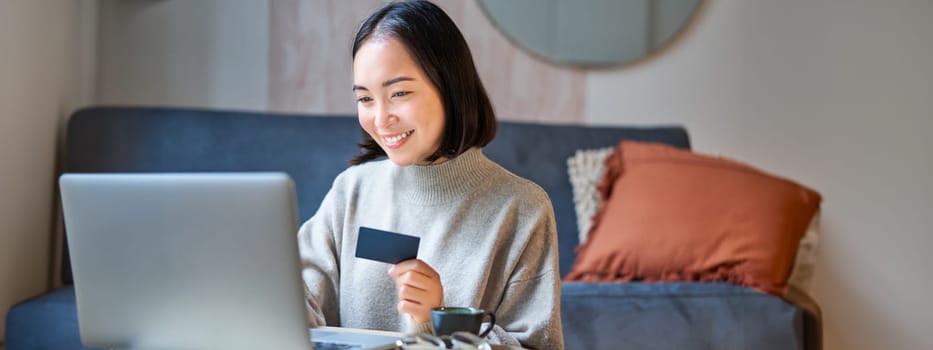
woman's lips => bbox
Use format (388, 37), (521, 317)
(382, 130), (414, 148)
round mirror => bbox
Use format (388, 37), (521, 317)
(477, 0), (706, 68)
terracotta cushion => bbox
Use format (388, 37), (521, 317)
(565, 141), (821, 296)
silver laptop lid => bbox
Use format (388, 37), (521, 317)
(60, 173), (312, 350)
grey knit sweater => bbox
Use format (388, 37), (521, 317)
(298, 148), (564, 349)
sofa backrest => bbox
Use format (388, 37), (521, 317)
(60, 107), (689, 284)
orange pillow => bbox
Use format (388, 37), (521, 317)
(565, 141), (822, 296)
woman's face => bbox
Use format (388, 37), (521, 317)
(353, 37), (446, 166)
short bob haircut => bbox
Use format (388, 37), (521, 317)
(350, 0), (496, 165)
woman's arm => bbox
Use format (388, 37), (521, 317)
(491, 197), (564, 350)
(297, 186), (344, 327)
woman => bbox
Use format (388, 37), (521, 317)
(298, 1), (563, 348)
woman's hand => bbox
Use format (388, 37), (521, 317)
(388, 259), (443, 323)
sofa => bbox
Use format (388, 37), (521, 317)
(5, 106), (820, 349)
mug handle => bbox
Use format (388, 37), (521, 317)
(478, 312), (496, 337)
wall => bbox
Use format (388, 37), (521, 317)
(78, 0), (933, 349)
(587, 0), (933, 348)
(97, 0), (268, 111)
(0, 0), (97, 343)
(268, 0), (588, 123)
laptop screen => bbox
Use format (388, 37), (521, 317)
(60, 173), (312, 349)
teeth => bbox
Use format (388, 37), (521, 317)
(385, 130), (413, 144)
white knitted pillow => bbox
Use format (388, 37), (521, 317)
(788, 212), (820, 291)
(566, 147), (614, 245)
(566, 148), (820, 292)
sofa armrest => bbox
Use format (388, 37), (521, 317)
(783, 286), (822, 350)
(560, 282), (808, 350)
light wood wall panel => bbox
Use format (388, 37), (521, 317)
(269, 0), (585, 123)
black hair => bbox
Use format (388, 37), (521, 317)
(349, 0), (496, 165)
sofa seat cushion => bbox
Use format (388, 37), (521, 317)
(5, 286), (91, 350)
(561, 282), (804, 350)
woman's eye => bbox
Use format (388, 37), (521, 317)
(391, 91), (411, 98)
(356, 96), (372, 103)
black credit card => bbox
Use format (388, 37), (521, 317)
(355, 226), (420, 264)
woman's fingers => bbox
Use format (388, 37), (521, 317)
(396, 269), (435, 290)
(388, 259), (444, 323)
(397, 284), (431, 303)
(389, 259), (439, 279)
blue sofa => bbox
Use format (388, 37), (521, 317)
(5, 107), (820, 349)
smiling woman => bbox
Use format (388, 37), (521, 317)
(348, 1), (497, 166)
(297, 1), (565, 349)
(352, 38), (447, 166)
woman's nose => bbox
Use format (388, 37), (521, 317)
(374, 104), (398, 128)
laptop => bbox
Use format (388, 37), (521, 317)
(60, 173), (400, 350)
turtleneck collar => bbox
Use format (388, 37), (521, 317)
(389, 148), (497, 205)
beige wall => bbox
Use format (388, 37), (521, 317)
(97, 0), (268, 111)
(586, 1), (933, 348)
(0, 0), (96, 343)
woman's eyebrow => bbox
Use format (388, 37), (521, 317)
(382, 76), (414, 87)
(352, 76), (416, 92)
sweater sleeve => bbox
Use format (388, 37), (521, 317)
(297, 183), (344, 328)
(491, 196), (564, 350)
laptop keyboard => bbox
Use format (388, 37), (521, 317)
(312, 341), (363, 350)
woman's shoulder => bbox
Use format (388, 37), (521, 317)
(484, 161), (553, 208)
(479, 162), (557, 237)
